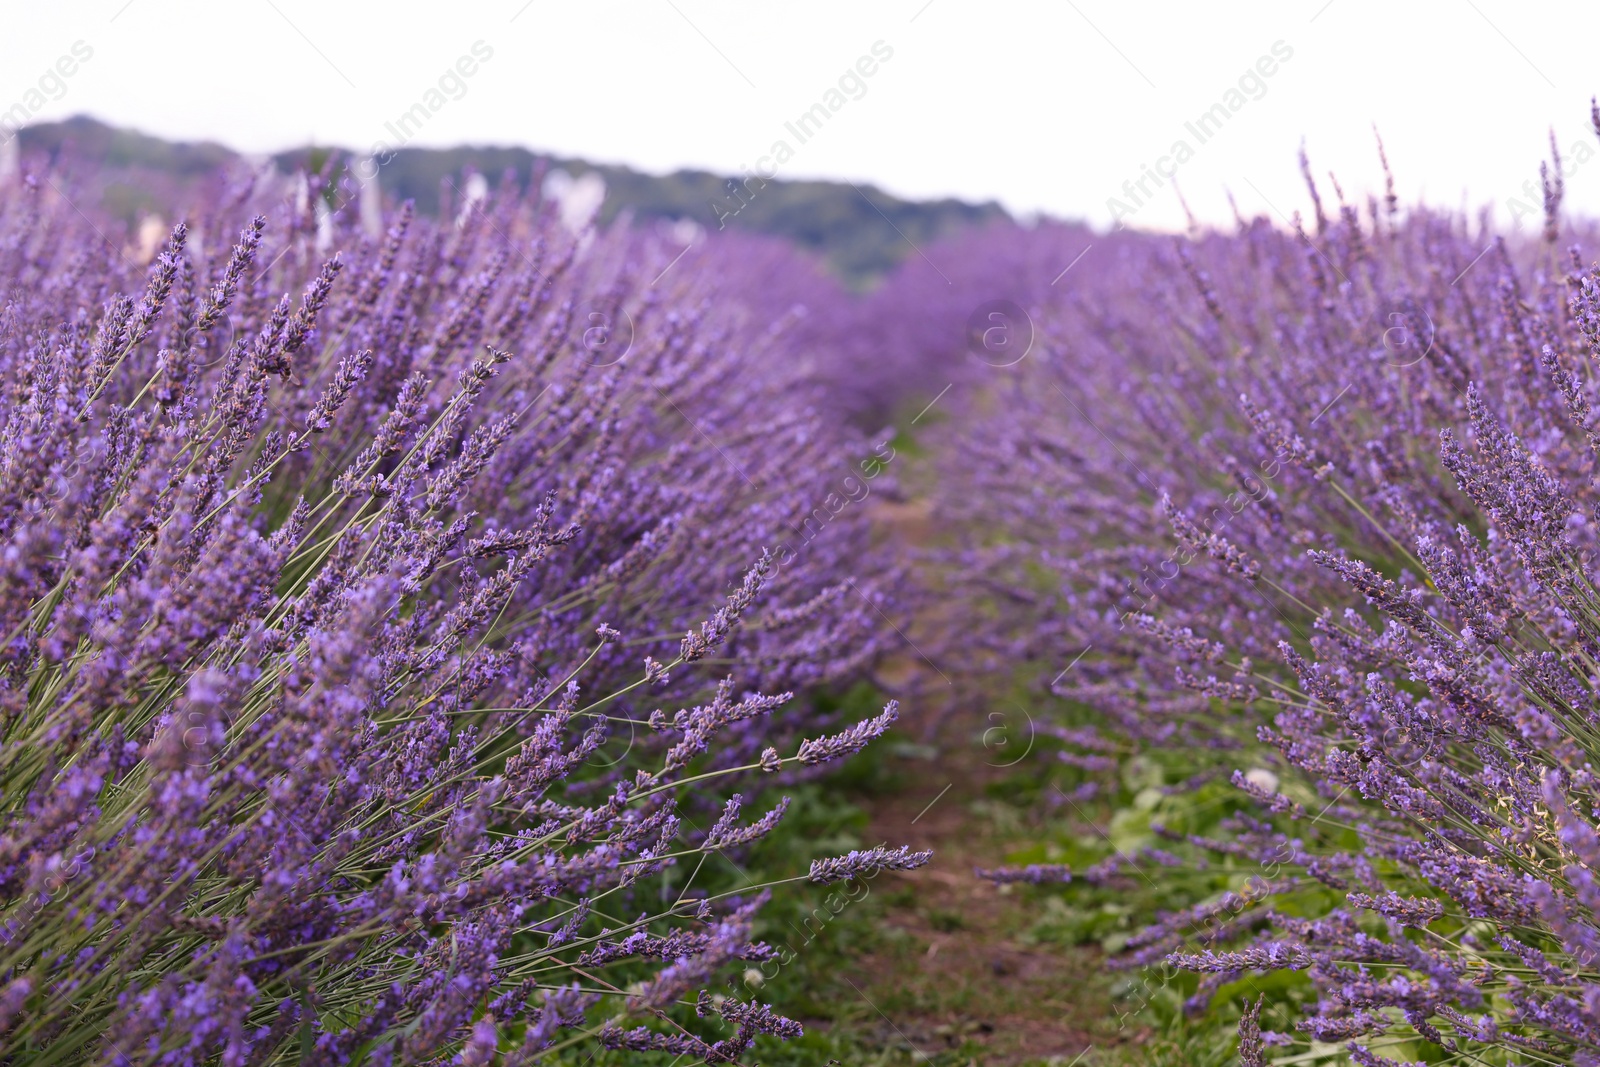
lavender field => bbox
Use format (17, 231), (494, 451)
(6, 7), (1600, 1065)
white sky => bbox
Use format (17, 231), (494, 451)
(4, 1), (1599, 233)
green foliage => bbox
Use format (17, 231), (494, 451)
(19, 115), (234, 176)
(539, 737), (894, 1066)
(339, 146), (1006, 286)
(19, 116), (1006, 286)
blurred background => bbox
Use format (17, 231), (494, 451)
(5, 1), (1599, 254)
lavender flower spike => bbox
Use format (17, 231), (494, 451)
(797, 700), (899, 765)
(974, 864), (1074, 885)
(1238, 994), (1267, 1067)
(810, 845), (933, 884)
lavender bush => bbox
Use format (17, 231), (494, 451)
(0, 158), (923, 1064)
(929, 128), (1600, 1063)
(22, 104), (1600, 1066)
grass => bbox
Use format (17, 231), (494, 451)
(533, 656), (1325, 1066)
(543, 678), (1136, 1065)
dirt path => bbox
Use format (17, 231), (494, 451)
(797, 496), (1123, 1065)
(809, 695), (1120, 1066)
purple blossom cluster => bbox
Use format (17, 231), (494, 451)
(0, 157), (923, 1063)
(924, 128), (1600, 1061)
(23, 105), (1600, 1063)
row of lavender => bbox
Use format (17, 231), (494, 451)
(923, 144), (1600, 1062)
(0, 159), (926, 1063)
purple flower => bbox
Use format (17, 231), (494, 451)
(797, 700), (899, 764)
(0, 156), (909, 1063)
(810, 845), (932, 884)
